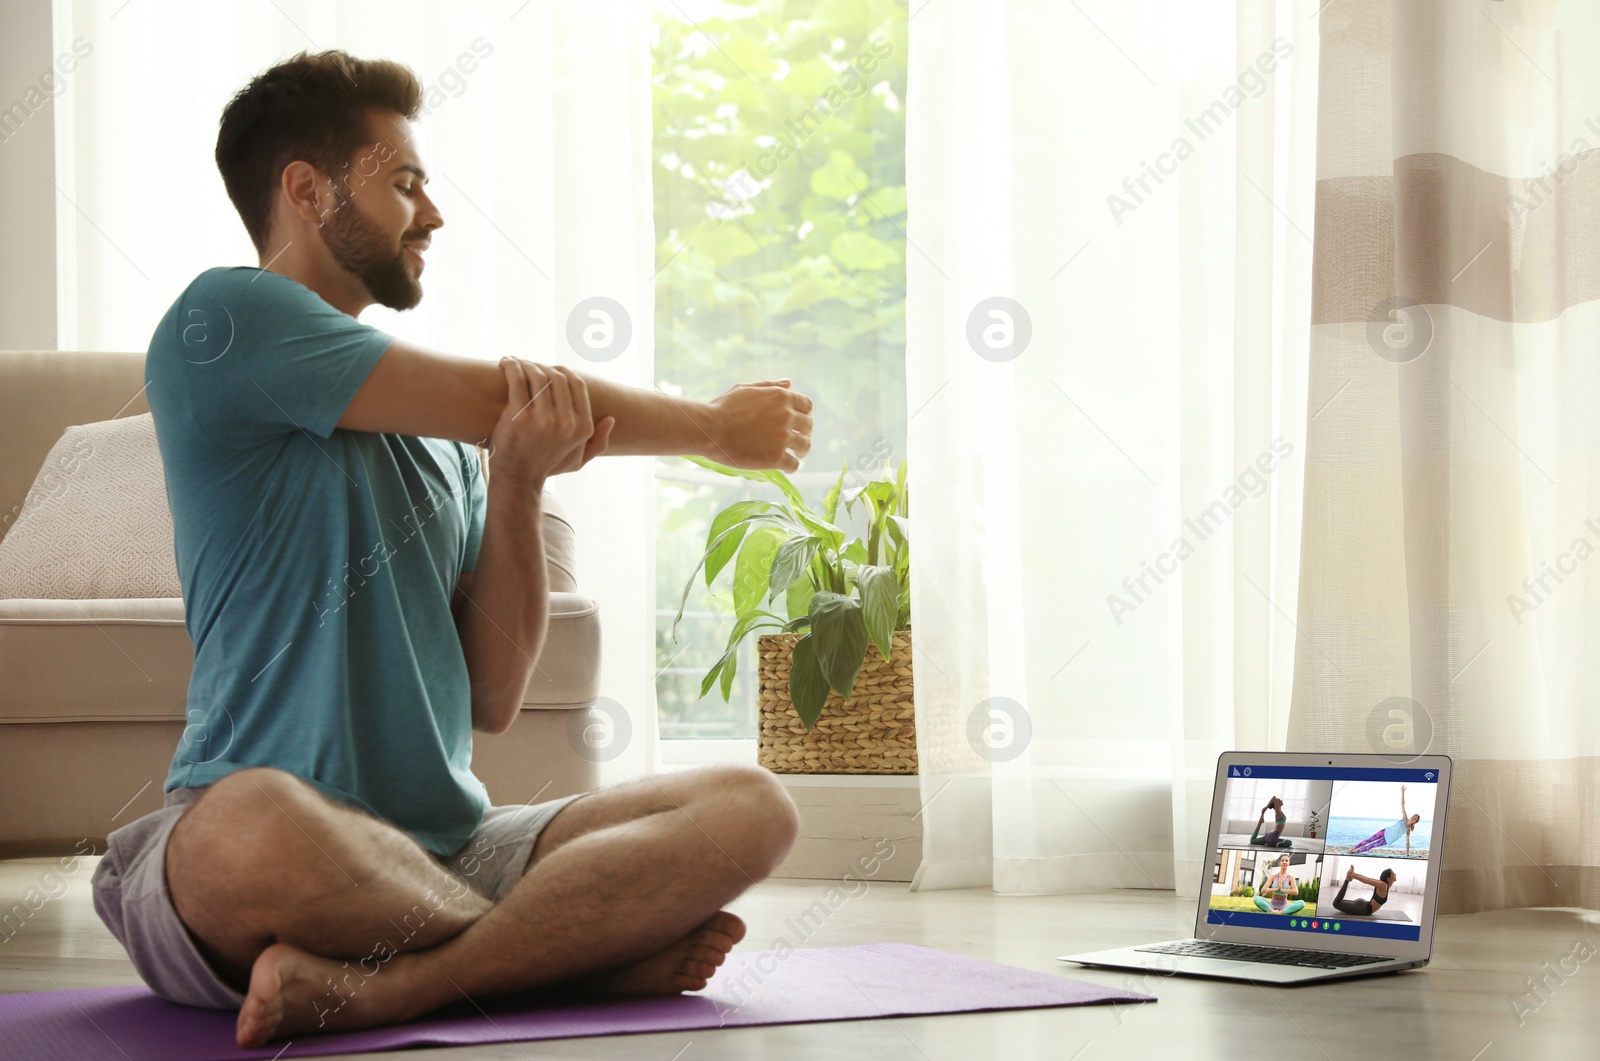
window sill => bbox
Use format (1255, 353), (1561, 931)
(657, 739), (922, 880)
(657, 740), (919, 785)
(656, 738), (756, 769)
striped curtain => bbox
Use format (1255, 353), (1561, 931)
(1289, 0), (1598, 913)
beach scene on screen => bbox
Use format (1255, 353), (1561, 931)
(1323, 780), (1436, 859)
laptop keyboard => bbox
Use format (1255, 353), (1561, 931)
(1135, 940), (1391, 970)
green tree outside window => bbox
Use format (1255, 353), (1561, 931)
(651, 0), (909, 739)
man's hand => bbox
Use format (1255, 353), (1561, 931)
(485, 358), (615, 490)
(704, 379), (814, 473)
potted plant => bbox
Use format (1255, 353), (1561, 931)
(670, 455), (912, 773)
(1307, 809), (1321, 839)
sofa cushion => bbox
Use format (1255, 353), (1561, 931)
(0, 592), (600, 723)
(535, 487), (580, 593)
(0, 597), (188, 722)
(0, 413), (179, 599)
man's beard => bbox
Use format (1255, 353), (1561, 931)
(321, 196), (423, 311)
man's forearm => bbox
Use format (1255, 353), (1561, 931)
(574, 373), (720, 458)
(458, 478), (549, 735)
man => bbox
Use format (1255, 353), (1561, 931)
(89, 49), (810, 1049)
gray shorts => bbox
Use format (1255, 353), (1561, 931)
(90, 782), (587, 1010)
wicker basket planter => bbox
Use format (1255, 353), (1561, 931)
(756, 630), (916, 774)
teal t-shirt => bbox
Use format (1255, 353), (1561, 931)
(146, 266), (489, 856)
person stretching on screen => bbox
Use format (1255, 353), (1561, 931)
(1250, 796), (1293, 848)
(88, 50), (815, 1050)
(1350, 784), (1421, 857)
(1329, 864), (1395, 916)
(1252, 854), (1306, 915)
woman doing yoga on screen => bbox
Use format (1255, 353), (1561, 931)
(1250, 797), (1293, 848)
(1350, 783), (1422, 856)
(1329, 864), (1394, 916)
(1252, 854), (1306, 915)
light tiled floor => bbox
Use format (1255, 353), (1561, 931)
(2, 856), (1596, 1059)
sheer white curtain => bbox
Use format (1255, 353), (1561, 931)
(52, 0), (660, 784)
(905, 0), (1319, 895)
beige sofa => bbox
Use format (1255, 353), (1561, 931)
(0, 350), (602, 857)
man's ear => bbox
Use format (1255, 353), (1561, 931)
(281, 159), (333, 228)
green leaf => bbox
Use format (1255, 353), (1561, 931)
(682, 454), (806, 508)
(733, 525), (786, 617)
(858, 565), (898, 662)
(809, 149), (869, 201)
(693, 449), (840, 550)
(700, 656), (728, 700)
(705, 500), (773, 585)
(720, 644), (738, 699)
(719, 31), (778, 78)
(863, 479), (897, 506)
(783, 58), (839, 97)
(862, 184), (907, 219)
(696, 222), (760, 267)
(671, 509), (783, 638)
(789, 634), (831, 732)
(841, 540), (869, 565)
(808, 591), (869, 701)
(706, 523), (749, 586)
(785, 576), (817, 622)
(769, 536), (820, 602)
(887, 514), (910, 547)
(699, 610), (786, 701)
(830, 231), (902, 271)
(809, 546), (845, 596)
(822, 462), (847, 523)
(792, 506), (846, 552)
(842, 477), (888, 517)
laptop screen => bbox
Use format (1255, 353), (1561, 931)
(1207, 764), (1440, 943)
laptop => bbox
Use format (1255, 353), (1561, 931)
(1058, 750), (1452, 984)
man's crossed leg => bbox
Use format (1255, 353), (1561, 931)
(163, 763), (800, 1048)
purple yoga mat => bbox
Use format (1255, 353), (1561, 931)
(0, 943), (1153, 1060)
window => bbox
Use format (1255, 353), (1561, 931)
(650, 0), (908, 742)
(1224, 778), (1312, 825)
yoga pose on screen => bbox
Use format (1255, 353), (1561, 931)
(1350, 784), (1422, 856)
(1252, 854), (1306, 915)
(1329, 864), (1394, 916)
(1250, 796), (1293, 848)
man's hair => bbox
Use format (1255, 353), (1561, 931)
(215, 49), (422, 253)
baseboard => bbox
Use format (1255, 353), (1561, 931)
(0, 838), (105, 860)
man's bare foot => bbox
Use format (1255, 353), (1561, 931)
(236, 941), (409, 1048)
(575, 911), (747, 996)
